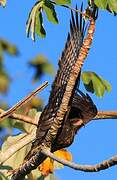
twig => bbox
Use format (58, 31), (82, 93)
(41, 149), (117, 172)
(0, 81), (48, 121)
(0, 109), (117, 127)
(0, 108), (40, 126)
(94, 111), (117, 120)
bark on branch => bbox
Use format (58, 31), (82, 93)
(41, 149), (117, 172)
(0, 110), (117, 127)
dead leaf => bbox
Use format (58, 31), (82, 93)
(39, 149), (72, 176)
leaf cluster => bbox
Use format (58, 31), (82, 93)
(26, 0), (117, 40)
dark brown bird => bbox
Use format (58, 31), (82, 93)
(25, 5), (87, 160)
(12, 5), (97, 180)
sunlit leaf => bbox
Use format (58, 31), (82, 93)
(94, 0), (117, 13)
(0, 101), (8, 110)
(30, 97), (43, 111)
(29, 55), (54, 82)
(0, 0), (6, 7)
(1, 134), (31, 170)
(0, 102), (12, 139)
(27, 169), (42, 179)
(43, 1), (58, 24)
(0, 117), (13, 129)
(26, 1), (44, 41)
(39, 149), (72, 176)
(55, 0), (71, 5)
(0, 172), (8, 180)
(13, 108), (38, 133)
(0, 73), (10, 94)
(28, 170), (56, 180)
(94, 0), (107, 9)
(42, 63), (54, 76)
(0, 39), (18, 56)
(0, 43), (3, 61)
(35, 11), (46, 38)
(26, 0), (59, 40)
(82, 71), (111, 97)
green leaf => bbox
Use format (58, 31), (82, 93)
(0, 0), (6, 7)
(94, 0), (107, 9)
(1, 134), (32, 171)
(81, 71), (111, 98)
(94, 0), (117, 13)
(0, 165), (12, 170)
(35, 11), (46, 38)
(55, 0), (71, 5)
(28, 171), (56, 180)
(43, 1), (58, 24)
(0, 172), (8, 180)
(0, 117), (13, 129)
(0, 39), (18, 56)
(108, 0), (117, 13)
(27, 169), (42, 180)
(38, 174), (56, 180)
(26, 1), (44, 41)
(29, 55), (54, 82)
(0, 73), (10, 94)
(0, 43), (3, 60)
(26, 0), (59, 40)
(42, 63), (54, 75)
(103, 79), (111, 92)
(45, 174), (56, 180)
(13, 108), (38, 133)
(30, 97), (43, 111)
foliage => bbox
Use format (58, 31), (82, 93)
(94, 0), (117, 14)
(0, 40), (19, 136)
(26, 0), (117, 40)
(0, 0), (6, 7)
(29, 55), (54, 82)
(82, 71), (111, 97)
(0, 39), (18, 94)
(0, 39), (18, 61)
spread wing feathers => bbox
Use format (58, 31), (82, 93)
(52, 91), (97, 152)
(35, 7), (86, 145)
(69, 90), (97, 123)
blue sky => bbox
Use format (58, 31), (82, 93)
(0, 0), (117, 180)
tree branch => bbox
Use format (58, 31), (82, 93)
(0, 81), (48, 122)
(1, 110), (117, 173)
(94, 111), (117, 120)
(0, 109), (40, 126)
(41, 149), (117, 172)
(0, 110), (117, 128)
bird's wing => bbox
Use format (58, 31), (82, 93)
(35, 6), (85, 145)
